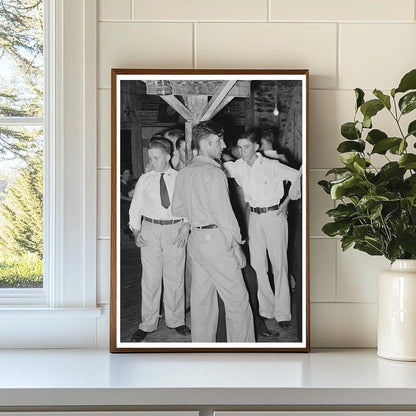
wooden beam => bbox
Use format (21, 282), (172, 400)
(184, 95), (208, 120)
(160, 95), (196, 122)
(200, 80), (237, 122)
(207, 96), (234, 120)
(170, 80), (250, 97)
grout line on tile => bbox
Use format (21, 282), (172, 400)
(336, 23), (340, 90)
(309, 236), (339, 239)
(130, 0), (133, 20)
(193, 22), (197, 69)
(97, 236), (111, 240)
(98, 19), (415, 24)
(333, 232), (338, 301)
(311, 301), (378, 305)
(267, 0), (271, 22)
(98, 167), (111, 171)
(414, 0), (416, 21)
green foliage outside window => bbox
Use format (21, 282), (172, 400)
(0, 0), (44, 288)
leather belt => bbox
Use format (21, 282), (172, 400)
(250, 204), (279, 214)
(143, 216), (181, 225)
(193, 224), (218, 229)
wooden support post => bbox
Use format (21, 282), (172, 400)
(184, 121), (195, 165)
(184, 96), (208, 121)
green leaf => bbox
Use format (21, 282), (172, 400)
(354, 241), (383, 256)
(337, 140), (365, 153)
(363, 115), (372, 129)
(353, 225), (374, 240)
(386, 240), (403, 263)
(357, 195), (389, 212)
(341, 235), (355, 251)
(399, 92), (416, 115)
(399, 139), (407, 155)
(399, 154), (416, 169)
(339, 152), (358, 166)
(322, 221), (351, 237)
(355, 88), (365, 110)
(366, 129), (387, 145)
(341, 122), (360, 140)
(377, 162), (406, 182)
(389, 138), (408, 155)
(318, 180), (331, 194)
(330, 175), (367, 200)
(326, 203), (356, 220)
(407, 120), (416, 137)
(353, 158), (366, 174)
(325, 167), (352, 176)
(360, 99), (384, 119)
(371, 137), (402, 155)
(369, 203), (383, 220)
(398, 226), (416, 255)
(395, 69), (416, 94)
(373, 89), (391, 110)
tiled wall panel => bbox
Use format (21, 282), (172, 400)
(98, 22), (193, 89)
(96, 0), (416, 347)
(132, 0), (268, 21)
(340, 24), (416, 90)
(196, 23), (338, 90)
(310, 239), (337, 302)
(271, 0), (415, 22)
(99, 0), (131, 21)
(311, 303), (378, 347)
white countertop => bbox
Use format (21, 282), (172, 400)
(0, 348), (416, 408)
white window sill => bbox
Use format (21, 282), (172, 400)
(0, 307), (104, 348)
(0, 306), (102, 316)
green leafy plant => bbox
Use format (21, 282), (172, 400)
(319, 69), (416, 262)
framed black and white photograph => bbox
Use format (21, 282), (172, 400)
(110, 69), (310, 352)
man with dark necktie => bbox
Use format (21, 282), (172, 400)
(129, 138), (191, 342)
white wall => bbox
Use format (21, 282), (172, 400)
(96, 0), (416, 348)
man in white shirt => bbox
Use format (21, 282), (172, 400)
(223, 131), (300, 328)
(129, 138), (191, 342)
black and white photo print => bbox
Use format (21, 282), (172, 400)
(110, 70), (309, 352)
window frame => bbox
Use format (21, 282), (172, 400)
(0, 0), (100, 348)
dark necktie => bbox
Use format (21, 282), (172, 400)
(160, 173), (170, 209)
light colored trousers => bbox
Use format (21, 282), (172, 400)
(139, 220), (186, 332)
(249, 211), (291, 322)
(188, 228), (255, 343)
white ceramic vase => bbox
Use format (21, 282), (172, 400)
(378, 259), (416, 361)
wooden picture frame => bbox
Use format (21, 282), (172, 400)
(110, 69), (310, 352)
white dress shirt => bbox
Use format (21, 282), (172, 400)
(223, 153), (299, 208)
(129, 167), (183, 231)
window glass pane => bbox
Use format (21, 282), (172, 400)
(0, 126), (43, 288)
(0, 0), (44, 117)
